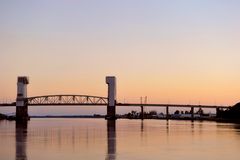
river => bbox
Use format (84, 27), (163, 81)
(0, 118), (240, 160)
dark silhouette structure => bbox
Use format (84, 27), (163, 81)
(0, 76), (231, 121)
(217, 102), (240, 120)
(106, 77), (117, 120)
(16, 77), (29, 121)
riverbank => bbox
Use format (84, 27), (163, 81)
(0, 113), (16, 120)
(0, 113), (7, 120)
(1, 113), (240, 123)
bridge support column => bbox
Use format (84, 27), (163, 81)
(141, 106), (144, 120)
(166, 106), (169, 120)
(16, 77), (29, 121)
(106, 76), (116, 120)
(191, 107), (194, 120)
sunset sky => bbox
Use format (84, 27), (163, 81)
(0, 0), (240, 105)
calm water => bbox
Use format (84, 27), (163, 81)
(0, 119), (240, 160)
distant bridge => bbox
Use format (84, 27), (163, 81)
(27, 95), (108, 106)
(0, 95), (108, 106)
(0, 76), (233, 121)
(117, 103), (230, 109)
(0, 94), (230, 109)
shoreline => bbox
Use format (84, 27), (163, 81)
(1, 114), (240, 123)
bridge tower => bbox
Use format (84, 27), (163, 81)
(16, 77), (29, 121)
(106, 76), (116, 120)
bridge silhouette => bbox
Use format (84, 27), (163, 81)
(0, 95), (108, 106)
(0, 76), (231, 121)
(27, 95), (108, 106)
(1, 94), (229, 108)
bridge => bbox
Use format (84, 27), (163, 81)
(0, 76), (231, 121)
(0, 95), (108, 106)
(27, 95), (108, 106)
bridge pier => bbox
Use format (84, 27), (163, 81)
(191, 107), (194, 120)
(141, 106), (144, 120)
(106, 76), (116, 120)
(166, 106), (169, 120)
(16, 77), (29, 121)
(216, 108), (220, 117)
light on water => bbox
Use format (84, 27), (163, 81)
(0, 119), (240, 160)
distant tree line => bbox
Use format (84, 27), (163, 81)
(217, 103), (240, 119)
(123, 110), (158, 119)
(123, 108), (205, 119)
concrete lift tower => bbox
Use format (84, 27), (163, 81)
(16, 77), (29, 121)
(106, 76), (117, 120)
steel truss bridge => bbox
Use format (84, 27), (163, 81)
(27, 95), (108, 106)
(0, 94), (230, 109)
(0, 95), (108, 106)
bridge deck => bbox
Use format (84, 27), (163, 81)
(116, 103), (230, 109)
(0, 102), (230, 109)
(0, 95), (230, 109)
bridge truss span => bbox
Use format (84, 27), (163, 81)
(27, 95), (108, 106)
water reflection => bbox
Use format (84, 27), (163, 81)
(141, 120), (144, 133)
(232, 123), (240, 134)
(15, 121), (28, 160)
(3, 119), (240, 160)
(234, 124), (240, 131)
(106, 120), (116, 160)
(166, 120), (169, 135)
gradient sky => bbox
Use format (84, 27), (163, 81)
(0, 0), (240, 105)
